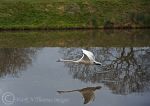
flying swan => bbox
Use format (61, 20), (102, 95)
(58, 49), (102, 65)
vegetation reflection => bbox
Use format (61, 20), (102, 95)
(0, 48), (39, 77)
(59, 47), (150, 95)
(0, 30), (150, 47)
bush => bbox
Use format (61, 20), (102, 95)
(104, 20), (114, 28)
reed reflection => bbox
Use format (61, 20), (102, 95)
(59, 47), (150, 94)
(0, 48), (39, 78)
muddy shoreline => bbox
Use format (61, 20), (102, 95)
(0, 26), (150, 32)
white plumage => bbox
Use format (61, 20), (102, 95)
(58, 49), (102, 65)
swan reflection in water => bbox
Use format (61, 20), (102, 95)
(57, 86), (101, 104)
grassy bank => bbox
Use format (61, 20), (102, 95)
(0, 0), (150, 29)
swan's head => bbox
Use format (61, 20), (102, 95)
(95, 86), (102, 89)
(94, 61), (102, 65)
(56, 58), (63, 62)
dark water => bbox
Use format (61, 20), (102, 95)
(0, 30), (150, 106)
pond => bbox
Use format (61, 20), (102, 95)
(0, 30), (150, 106)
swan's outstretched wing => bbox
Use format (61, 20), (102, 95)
(78, 53), (90, 62)
(82, 49), (95, 62)
(80, 89), (95, 104)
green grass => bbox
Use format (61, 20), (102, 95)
(0, 0), (149, 29)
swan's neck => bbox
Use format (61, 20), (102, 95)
(58, 89), (79, 93)
(60, 59), (77, 63)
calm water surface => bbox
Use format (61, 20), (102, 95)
(0, 30), (150, 106)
